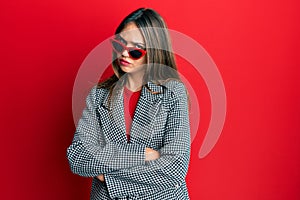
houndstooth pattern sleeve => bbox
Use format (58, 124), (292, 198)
(104, 81), (191, 199)
(66, 87), (146, 177)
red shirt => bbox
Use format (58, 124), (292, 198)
(123, 87), (141, 142)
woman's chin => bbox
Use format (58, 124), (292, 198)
(120, 66), (132, 73)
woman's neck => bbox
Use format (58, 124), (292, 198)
(126, 73), (143, 92)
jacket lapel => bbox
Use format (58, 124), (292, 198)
(130, 82), (164, 145)
(97, 82), (164, 145)
(98, 88), (127, 144)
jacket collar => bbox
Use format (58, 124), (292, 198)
(100, 81), (164, 110)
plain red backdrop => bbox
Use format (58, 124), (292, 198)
(1, 0), (300, 199)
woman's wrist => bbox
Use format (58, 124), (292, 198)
(145, 147), (160, 161)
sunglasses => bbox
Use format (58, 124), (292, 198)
(110, 38), (146, 60)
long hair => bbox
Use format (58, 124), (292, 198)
(98, 8), (180, 93)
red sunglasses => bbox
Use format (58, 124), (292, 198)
(110, 38), (146, 60)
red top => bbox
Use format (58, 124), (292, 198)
(123, 87), (141, 142)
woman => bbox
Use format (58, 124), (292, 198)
(67, 8), (191, 200)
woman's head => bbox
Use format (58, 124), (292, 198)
(111, 8), (179, 83)
(112, 22), (147, 77)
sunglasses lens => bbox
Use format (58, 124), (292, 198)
(111, 39), (145, 59)
(129, 50), (143, 59)
(112, 41), (124, 53)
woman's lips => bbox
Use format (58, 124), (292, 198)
(119, 59), (131, 66)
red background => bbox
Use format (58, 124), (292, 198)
(1, 0), (300, 199)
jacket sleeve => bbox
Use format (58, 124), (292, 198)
(104, 82), (191, 198)
(66, 87), (146, 177)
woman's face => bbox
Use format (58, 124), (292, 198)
(117, 22), (147, 75)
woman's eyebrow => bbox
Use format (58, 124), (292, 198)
(116, 35), (127, 44)
(116, 35), (145, 46)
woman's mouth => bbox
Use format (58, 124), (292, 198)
(119, 59), (131, 66)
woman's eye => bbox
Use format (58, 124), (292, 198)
(136, 44), (145, 49)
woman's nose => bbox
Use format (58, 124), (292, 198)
(121, 49), (130, 57)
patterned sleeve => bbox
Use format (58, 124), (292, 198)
(104, 82), (191, 198)
(66, 87), (146, 177)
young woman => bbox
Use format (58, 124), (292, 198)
(67, 8), (191, 200)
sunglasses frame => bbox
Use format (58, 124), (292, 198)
(110, 38), (147, 60)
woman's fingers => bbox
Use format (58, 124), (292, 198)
(97, 174), (105, 182)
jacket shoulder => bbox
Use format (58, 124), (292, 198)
(88, 86), (109, 105)
(162, 80), (187, 98)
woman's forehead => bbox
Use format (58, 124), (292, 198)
(119, 22), (145, 44)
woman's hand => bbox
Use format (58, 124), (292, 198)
(97, 174), (105, 182)
(145, 147), (160, 161)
